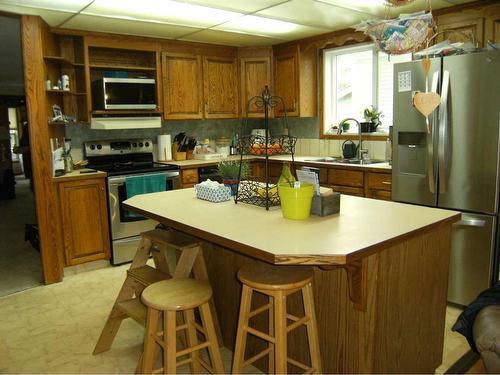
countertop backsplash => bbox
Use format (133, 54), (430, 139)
(65, 117), (388, 162)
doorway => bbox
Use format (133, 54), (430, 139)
(0, 14), (43, 296)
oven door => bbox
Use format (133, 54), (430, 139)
(107, 171), (180, 240)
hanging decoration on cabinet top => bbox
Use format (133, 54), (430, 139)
(383, 0), (416, 6)
(354, 11), (435, 55)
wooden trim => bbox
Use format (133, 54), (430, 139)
(21, 15), (64, 284)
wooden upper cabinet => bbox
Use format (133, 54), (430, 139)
(274, 47), (299, 117)
(58, 177), (110, 266)
(436, 17), (485, 47)
(435, 3), (500, 47)
(240, 57), (271, 118)
(203, 56), (238, 118)
(162, 52), (203, 119)
(273, 43), (316, 118)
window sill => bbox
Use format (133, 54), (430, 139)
(321, 132), (389, 141)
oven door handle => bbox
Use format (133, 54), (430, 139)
(109, 191), (118, 222)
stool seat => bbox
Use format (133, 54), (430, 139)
(142, 278), (212, 311)
(238, 263), (313, 291)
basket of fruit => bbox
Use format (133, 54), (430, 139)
(239, 134), (296, 156)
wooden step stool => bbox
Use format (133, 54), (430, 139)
(93, 228), (222, 355)
(232, 263), (322, 374)
(141, 278), (224, 374)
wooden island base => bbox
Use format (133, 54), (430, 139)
(202, 223), (452, 374)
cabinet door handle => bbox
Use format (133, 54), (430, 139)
(382, 181), (392, 185)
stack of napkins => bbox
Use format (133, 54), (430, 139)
(194, 179), (232, 203)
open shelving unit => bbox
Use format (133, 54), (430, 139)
(43, 35), (89, 124)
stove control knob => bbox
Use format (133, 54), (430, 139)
(97, 144), (102, 150)
(90, 144), (95, 150)
(145, 142), (150, 147)
(139, 142), (144, 147)
(132, 142), (137, 147)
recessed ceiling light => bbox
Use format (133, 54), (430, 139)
(83, 0), (242, 27)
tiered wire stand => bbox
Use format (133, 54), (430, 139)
(234, 86), (297, 210)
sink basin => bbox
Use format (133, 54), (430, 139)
(304, 158), (386, 165)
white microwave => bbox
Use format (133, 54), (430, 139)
(91, 77), (157, 110)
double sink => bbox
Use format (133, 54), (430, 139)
(304, 157), (386, 165)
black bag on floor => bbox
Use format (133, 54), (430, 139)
(24, 223), (40, 251)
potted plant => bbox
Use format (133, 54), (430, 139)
(217, 159), (249, 195)
(362, 106), (383, 132)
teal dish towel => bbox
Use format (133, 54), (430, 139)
(125, 174), (166, 217)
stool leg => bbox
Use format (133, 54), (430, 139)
(165, 310), (178, 374)
(93, 276), (139, 354)
(232, 285), (253, 374)
(302, 283), (322, 374)
(199, 302), (225, 373)
(94, 236), (152, 354)
(268, 295), (275, 374)
(192, 248), (224, 347)
(142, 307), (160, 374)
(184, 309), (201, 373)
(274, 290), (288, 374)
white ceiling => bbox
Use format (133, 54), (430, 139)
(0, 0), (476, 46)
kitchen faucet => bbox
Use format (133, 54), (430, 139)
(340, 118), (369, 161)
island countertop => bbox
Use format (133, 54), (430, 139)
(124, 188), (459, 265)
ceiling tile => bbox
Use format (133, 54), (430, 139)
(0, 0), (90, 13)
(180, 29), (284, 47)
(180, 0), (290, 14)
(62, 14), (201, 39)
(257, 0), (364, 29)
(213, 15), (329, 40)
(0, 4), (74, 25)
(84, 0), (242, 29)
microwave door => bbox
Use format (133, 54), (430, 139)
(105, 81), (156, 109)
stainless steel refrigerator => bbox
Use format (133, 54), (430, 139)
(392, 50), (500, 306)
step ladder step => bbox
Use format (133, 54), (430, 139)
(116, 298), (147, 326)
(142, 229), (201, 250)
(128, 265), (170, 286)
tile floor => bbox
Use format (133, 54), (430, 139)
(0, 262), (471, 374)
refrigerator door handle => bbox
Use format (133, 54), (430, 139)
(438, 70), (450, 194)
(427, 71), (440, 194)
(453, 218), (487, 227)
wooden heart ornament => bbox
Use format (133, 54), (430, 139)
(413, 92), (441, 117)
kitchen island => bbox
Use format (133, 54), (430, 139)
(124, 189), (460, 373)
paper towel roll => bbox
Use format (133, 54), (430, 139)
(157, 134), (172, 161)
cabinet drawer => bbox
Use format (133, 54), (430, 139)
(366, 189), (392, 201)
(182, 168), (199, 184)
(366, 172), (392, 191)
(328, 169), (364, 187)
(331, 185), (364, 197)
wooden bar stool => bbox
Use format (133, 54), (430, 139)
(232, 263), (322, 374)
(93, 228), (222, 356)
(141, 278), (225, 374)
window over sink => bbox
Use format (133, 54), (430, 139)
(322, 43), (411, 135)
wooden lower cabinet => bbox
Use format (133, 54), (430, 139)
(250, 161), (392, 200)
(58, 177), (110, 266)
(181, 168), (199, 188)
(365, 172), (392, 201)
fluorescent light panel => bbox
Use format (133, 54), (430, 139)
(0, 0), (91, 13)
(216, 15), (300, 34)
(83, 0), (243, 28)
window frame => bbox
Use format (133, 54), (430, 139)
(320, 43), (390, 140)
